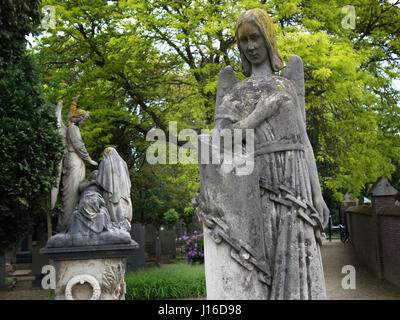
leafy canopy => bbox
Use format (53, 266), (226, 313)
(33, 0), (400, 224)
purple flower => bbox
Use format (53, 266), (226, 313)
(181, 245), (185, 250)
(192, 235), (197, 240)
(194, 243), (198, 248)
(193, 230), (198, 234)
(178, 237), (182, 241)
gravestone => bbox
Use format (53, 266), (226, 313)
(31, 242), (50, 287)
(187, 215), (203, 234)
(145, 224), (177, 262)
(145, 224), (157, 258)
(126, 223), (146, 272)
(0, 253), (6, 291)
(175, 219), (187, 238)
(160, 228), (176, 259)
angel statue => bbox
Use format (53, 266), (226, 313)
(51, 98), (98, 233)
(193, 9), (329, 300)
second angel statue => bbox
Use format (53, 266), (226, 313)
(47, 98), (132, 247)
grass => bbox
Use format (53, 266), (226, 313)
(125, 262), (206, 300)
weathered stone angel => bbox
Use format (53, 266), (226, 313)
(194, 9), (329, 300)
(50, 98), (98, 233)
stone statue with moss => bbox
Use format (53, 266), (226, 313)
(48, 99), (132, 247)
(193, 9), (329, 300)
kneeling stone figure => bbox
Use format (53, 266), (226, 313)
(46, 170), (132, 248)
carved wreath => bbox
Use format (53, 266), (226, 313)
(65, 274), (101, 300)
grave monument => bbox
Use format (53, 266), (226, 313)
(193, 9), (329, 300)
(41, 99), (137, 300)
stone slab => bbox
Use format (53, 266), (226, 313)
(40, 241), (138, 261)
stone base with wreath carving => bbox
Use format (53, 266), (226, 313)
(41, 242), (138, 300)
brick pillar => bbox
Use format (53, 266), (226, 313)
(369, 177), (399, 279)
(341, 192), (358, 237)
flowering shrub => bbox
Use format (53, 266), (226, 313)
(178, 231), (204, 264)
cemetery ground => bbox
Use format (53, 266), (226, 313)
(1, 240), (400, 300)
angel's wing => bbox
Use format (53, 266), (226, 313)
(50, 100), (67, 209)
(282, 55), (306, 123)
(213, 66), (240, 130)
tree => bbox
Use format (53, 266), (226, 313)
(0, 0), (63, 281)
(33, 0), (400, 226)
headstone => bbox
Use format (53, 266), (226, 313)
(187, 215), (203, 234)
(175, 219), (187, 238)
(0, 253), (6, 291)
(160, 228), (176, 259)
(145, 224), (158, 258)
(31, 242), (50, 287)
(126, 223), (146, 272)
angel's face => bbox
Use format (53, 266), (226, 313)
(73, 112), (89, 126)
(238, 20), (269, 67)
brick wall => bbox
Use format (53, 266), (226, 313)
(346, 203), (400, 287)
(345, 207), (379, 276)
(379, 208), (400, 287)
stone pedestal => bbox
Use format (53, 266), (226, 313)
(41, 242), (138, 300)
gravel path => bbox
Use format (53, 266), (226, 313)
(321, 239), (400, 300)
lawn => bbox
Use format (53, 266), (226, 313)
(125, 262), (206, 300)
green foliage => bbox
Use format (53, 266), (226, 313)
(0, 0), (42, 65)
(125, 262), (206, 299)
(32, 0), (400, 223)
(182, 206), (195, 224)
(0, 0), (64, 252)
(130, 163), (199, 228)
(163, 208), (179, 229)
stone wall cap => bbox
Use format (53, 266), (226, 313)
(345, 205), (372, 215)
(40, 241), (139, 261)
(369, 176), (399, 197)
(379, 205), (400, 216)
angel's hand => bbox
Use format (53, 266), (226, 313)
(254, 91), (291, 113)
(89, 159), (98, 167)
(313, 195), (330, 228)
(233, 91), (291, 130)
